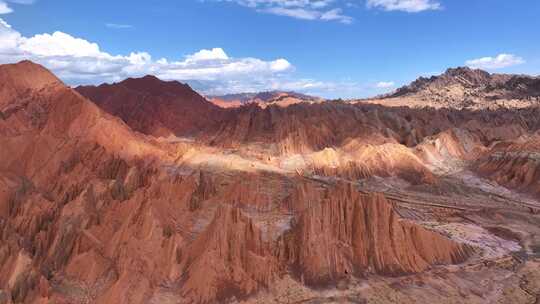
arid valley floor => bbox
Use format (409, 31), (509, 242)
(1, 61), (540, 304)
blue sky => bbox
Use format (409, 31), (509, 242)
(0, 0), (539, 98)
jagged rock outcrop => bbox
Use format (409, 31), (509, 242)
(207, 101), (540, 153)
(390, 67), (509, 97)
(476, 135), (540, 198)
(10, 61), (540, 304)
(415, 128), (488, 171)
(177, 205), (278, 303)
(205, 103), (425, 155)
(0, 61), (181, 303)
(306, 145), (435, 184)
(390, 66), (540, 100)
(277, 184), (471, 285)
(369, 67), (540, 109)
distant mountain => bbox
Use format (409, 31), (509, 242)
(208, 91), (323, 108)
(76, 76), (225, 137)
(370, 67), (540, 109)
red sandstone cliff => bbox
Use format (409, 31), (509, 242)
(278, 183), (471, 285)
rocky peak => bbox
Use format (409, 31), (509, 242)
(0, 60), (62, 88)
(392, 67), (496, 97)
(0, 60), (63, 108)
(384, 66), (540, 108)
(118, 75), (195, 97)
(76, 73), (225, 137)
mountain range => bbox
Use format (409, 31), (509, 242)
(208, 91), (323, 109)
(1, 61), (540, 304)
(364, 67), (540, 109)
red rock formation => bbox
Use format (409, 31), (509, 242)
(278, 183), (471, 285)
(0, 61), (176, 303)
(208, 97), (244, 108)
(208, 91), (322, 109)
(414, 128), (488, 170)
(308, 145), (435, 185)
(76, 75), (225, 137)
(0, 60), (62, 108)
(1, 61), (511, 304)
(206, 101), (540, 156)
(177, 205), (278, 303)
(387, 67), (540, 104)
(476, 135), (540, 198)
(206, 103), (402, 155)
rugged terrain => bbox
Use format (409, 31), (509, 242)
(76, 76), (225, 138)
(362, 67), (540, 109)
(208, 91), (323, 109)
(1, 61), (540, 304)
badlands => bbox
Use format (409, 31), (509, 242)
(0, 61), (539, 303)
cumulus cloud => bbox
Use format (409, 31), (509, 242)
(375, 81), (395, 88)
(0, 2), (13, 14)
(211, 0), (353, 23)
(366, 0), (441, 12)
(0, 18), (329, 95)
(18, 31), (106, 58)
(186, 47), (229, 61)
(0, 14), (368, 97)
(465, 53), (525, 70)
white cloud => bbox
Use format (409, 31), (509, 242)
(0, 18), (21, 51)
(366, 0), (441, 12)
(0, 18), (312, 95)
(262, 7), (319, 20)
(6, 0), (36, 4)
(0, 16), (370, 97)
(270, 58), (292, 71)
(186, 47), (229, 62)
(220, 0), (335, 9)
(209, 0), (441, 22)
(18, 31), (106, 58)
(194, 77), (360, 97)
(375, 81), (395, 88)
(212, 0), (353, 23)
(105, 23), (133, 29)
(465, 53), (525, 70)
(0, 2), (13, 14)
(321, 8), (353, 23)
(0, 0), (35, 14)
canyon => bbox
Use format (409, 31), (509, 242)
(1, 61), (540, 304)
